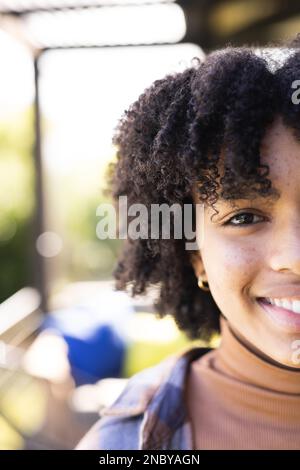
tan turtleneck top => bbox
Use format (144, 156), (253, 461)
(186, 316), (300, 450)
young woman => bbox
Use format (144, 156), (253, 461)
(76, 35), (300, 450)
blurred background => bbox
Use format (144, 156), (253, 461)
(0, 0), (300, 450)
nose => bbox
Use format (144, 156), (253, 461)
(268, 219), (300, 275)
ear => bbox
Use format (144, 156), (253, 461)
(189, 251), (205, 279)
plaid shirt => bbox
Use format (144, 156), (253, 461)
(75, 346), (212, 450)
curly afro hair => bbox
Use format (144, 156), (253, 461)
(104, 34), (300, 342)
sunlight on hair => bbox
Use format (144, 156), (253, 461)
(254, 46), (296, 72)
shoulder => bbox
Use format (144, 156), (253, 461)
(75, 346), (210, 450)
(75, 414), (144, 450)
(75, 351), (179, 450)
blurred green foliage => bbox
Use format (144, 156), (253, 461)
(46, 153), (123, 288)
(0, 106), (122, 302)
(0, 108), (35, 303)
(62, 190), (120, 281)
(67, 194), (123, 281)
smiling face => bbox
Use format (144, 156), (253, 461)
(192, 114), (300, 369)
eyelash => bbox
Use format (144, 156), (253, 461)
(223, 211), (266, 227)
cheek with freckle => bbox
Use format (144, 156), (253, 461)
(202, 240), (263, 305)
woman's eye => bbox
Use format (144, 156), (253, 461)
(223, 212), (265, 227)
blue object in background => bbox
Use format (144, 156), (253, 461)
(40, 289), (134, 386)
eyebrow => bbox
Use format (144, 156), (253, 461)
(217, 188), (282, 205)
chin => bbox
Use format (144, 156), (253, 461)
(265, 348), (300, 369)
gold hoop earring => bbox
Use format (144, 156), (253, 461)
(198, 276), (210, 291)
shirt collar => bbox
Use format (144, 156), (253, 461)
(101, 346), (212, 449)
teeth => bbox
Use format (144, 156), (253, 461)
(265, 298), (300, 314)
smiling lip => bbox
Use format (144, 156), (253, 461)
(256, 286), (300, 300)
(257, 297), (300, 332)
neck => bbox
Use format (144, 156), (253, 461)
(215, 316), (300, 394)
(227, 322), (300, 371)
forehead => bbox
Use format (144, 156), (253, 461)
(192, 115), (300, 207)
(259, 115), (300, 195)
